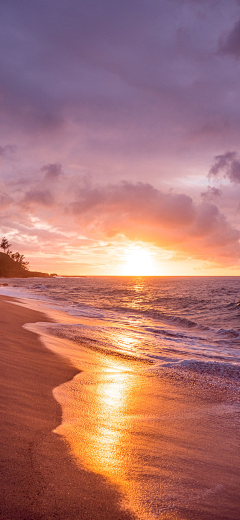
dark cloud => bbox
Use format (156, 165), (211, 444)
(219, 18), (240, 58)
(41, 163), (62, 180)
(22, 189), (53, 206)
(0, 0), (238, 155)
(209, 151), (240, 183)
(0, 144), (16, 157)
(71, 181), (195, 228)
(201, 186), (222, 200)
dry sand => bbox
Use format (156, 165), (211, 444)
(0, 295), (136, 520)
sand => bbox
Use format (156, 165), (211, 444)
(0, 295), (136, 520)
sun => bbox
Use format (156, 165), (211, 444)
(121, 246), (155, 276)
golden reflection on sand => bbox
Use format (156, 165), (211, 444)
(82, 363), (134, 481)
(45, 323), (240, 520)
(57, 356), (138, 483)
(52, 336), (155, 518)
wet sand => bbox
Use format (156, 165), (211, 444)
(0, 295), (136, 520)
(51, 340), (240, 520)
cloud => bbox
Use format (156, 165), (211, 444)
(71, 181), (195, 226)
(209, 151), (240, 183)
(41, 162), (63, 180)
(1, 1), (240, 270)
(0, 144), (16, 157)
(201, 186), (222, 200)
(0, 191), (13, 209)
(0, 0), (239, 164)
(219, 18), (240, 58)
(22, 189), (54, 207)
(1, 172), (240, 266)
(70, 180), (240, 263)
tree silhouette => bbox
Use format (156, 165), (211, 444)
(0, 237), (11, 253)
(1, 239), (30, 271)
(11, 252), (29, 270)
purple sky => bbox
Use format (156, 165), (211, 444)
(1, 0), (240, 274)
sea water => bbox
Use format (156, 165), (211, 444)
(0, 276), (240, 519)
(1, 276), (240, 376)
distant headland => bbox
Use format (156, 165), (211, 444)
(0, 237), (56, 278)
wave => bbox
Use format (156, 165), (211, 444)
(29, 284), (47, 289)
(167, 359), (240, 381)
(226, 301), (240, 309)
(45, 325), (152, 364)
(1, 276), (240, 379)
(169, 316), (197, 327)
(186, 359), (240, 379)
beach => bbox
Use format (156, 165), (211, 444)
(2, 1), (240, 518)
(0, 285), (240, 520)
(0, 295), (136, 520)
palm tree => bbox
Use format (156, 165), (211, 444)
(12, 252), (29, 270)
(1, 238), (29, 271)
(0, 237), (11, 253)
(11, 252), (20, 261)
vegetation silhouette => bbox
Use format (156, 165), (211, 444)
(0, 237), (51, 278)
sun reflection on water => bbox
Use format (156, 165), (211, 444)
(53, 335), (174, 520)
(54, 348), (137, 479)
(84, 364), (133, 481)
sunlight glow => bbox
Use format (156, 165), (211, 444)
(121, 246), (156, 276)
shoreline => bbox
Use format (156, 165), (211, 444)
(0, 295), (136, 520)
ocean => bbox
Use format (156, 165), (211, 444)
(1, 276), (240, 519)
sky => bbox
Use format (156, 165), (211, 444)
(1, 0), (240, 275)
